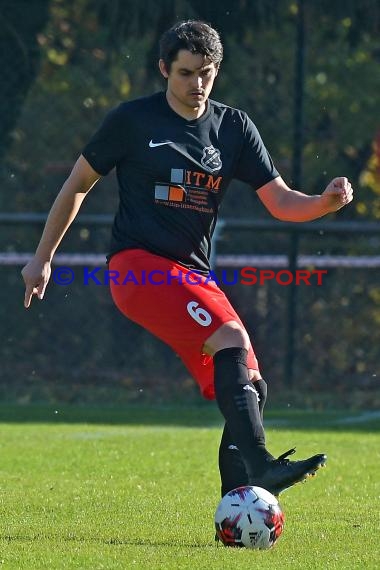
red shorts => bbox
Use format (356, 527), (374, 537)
(108, 249), (259, 399)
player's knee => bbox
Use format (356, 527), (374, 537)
(203, 321), (250, 355)
(253, 377), (267, 407)
(248, 369), (262, 382)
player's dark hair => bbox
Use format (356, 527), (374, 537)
(159, 20), (223, 72)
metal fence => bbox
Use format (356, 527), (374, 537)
(0, 1), (379, 408)
(1, 214), (379, 409)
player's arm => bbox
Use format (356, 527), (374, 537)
(256, 175), (353, 222)
(21, 155), (101, 308)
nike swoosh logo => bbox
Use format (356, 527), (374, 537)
(149, 140), (174, 148)
(148, 140), (202, 170)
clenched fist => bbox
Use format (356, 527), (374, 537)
(322, 177), (353, 212)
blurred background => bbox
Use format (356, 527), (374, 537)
(0, 0), (379, 409)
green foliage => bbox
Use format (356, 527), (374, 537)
(2, 0), (380, 215)
(303, 13), (380, 217)
(2, 0), (159, 211)
(0, 0), (50, 162)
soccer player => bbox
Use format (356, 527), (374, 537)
(22, 21), (353, 497)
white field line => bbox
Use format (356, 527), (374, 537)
(2, 252), (380, 268)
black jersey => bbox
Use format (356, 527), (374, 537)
(82, 91), (279, 273)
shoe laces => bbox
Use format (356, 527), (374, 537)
(276, 447), (296, 463)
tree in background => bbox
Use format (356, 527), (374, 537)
(1, 0), (379, 218)
(0, 0), (50, 164)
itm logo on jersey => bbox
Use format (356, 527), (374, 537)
(201, 145), (222, 173)
(154, 165), (223, 206)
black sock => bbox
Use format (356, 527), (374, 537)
(218, 423), (249, 496)
(218, 378), (269, 496)
(214, 347), (272, 481)
(253, 378), (268, 422)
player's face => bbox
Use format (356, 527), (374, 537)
(159, 50), (218, 120)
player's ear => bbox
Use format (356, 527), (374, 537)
(159, 59), (169, 79)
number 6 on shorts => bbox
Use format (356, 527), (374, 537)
(187, 301), (212, 327)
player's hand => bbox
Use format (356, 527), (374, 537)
(321, 177), (353, 212)
(21, 258), (52, 308)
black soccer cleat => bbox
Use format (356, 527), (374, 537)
(251, 448), (327, 496)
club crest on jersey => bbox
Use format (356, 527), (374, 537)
(201, 145), (222, 173)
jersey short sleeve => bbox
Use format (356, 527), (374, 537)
(82, 104), (130, 175)
(234, 113), (279, 190)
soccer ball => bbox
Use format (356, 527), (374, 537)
(214, 486), (285, 549)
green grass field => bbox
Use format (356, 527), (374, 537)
(0, 404), (379, 569)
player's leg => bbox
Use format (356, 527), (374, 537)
(205, 323), (327, 496)
(218, 372), (268, 496)
(108, 249), (271, 490)
(109, 250), (326, 496)
(203, 324), (275, 483)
